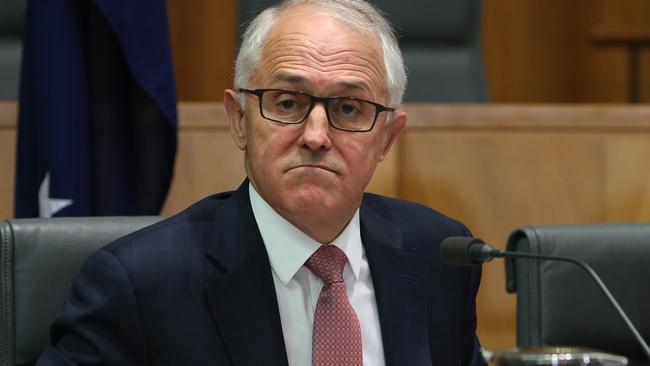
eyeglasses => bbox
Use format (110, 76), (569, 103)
(238, 88), (394, 132)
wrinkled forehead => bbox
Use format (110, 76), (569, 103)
(254, 4), (388, 97)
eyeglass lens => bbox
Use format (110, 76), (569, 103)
(260, 90), (376, 131)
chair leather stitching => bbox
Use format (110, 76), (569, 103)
(1, 220), (15, 365)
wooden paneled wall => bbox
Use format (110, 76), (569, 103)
(167, 0), (650, 103)
(483, 0), (650, 102)
(167, 0), (237, 101)
(4, 101), (650, 351)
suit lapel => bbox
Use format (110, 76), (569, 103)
(360, 198), (432, 366)
(203, 182), (289, 366)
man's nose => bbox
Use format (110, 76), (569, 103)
(299, 103), (332, 151)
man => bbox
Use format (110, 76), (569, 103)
(37, 0), (485, 365)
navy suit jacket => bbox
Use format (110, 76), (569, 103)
(37, 181), (485, 366)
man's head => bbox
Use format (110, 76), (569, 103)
(235, 0), (407, 107)
(224, 0), (408, 242)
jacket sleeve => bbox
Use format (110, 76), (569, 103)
(451, 223), (486, 366)
(461, 264), (487, 366)
(36, 249), (148, 366)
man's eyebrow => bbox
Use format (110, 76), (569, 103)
(271, 73), (309, 85)
(270, 74), (375, 97)
(337, 81), (371, 93)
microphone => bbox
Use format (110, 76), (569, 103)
(439, 237), (496, 266)
(440, 236), (650, 360)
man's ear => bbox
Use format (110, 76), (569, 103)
(224, 89), (247, 151)
(378, 109), (407, 162)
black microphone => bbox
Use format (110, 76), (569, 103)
(440, 236), (650, 360)
(439, 237), (496, 266)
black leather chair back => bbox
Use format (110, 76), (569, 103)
(0, 0), (26, 99)
(505, 224), (650, 363)
(373, 0), (487, 102)
(0, 217), (163, 366)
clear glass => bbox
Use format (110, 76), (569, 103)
(489, 347), (628, 366)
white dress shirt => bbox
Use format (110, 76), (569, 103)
(249, 184), (385, 366)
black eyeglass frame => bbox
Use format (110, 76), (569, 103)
(238, 88), (395, 132)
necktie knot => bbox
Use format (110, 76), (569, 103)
(305, 245), (347, 284)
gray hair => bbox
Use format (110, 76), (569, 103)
(233, 0), (407, 108)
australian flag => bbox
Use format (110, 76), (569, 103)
(15, 0), (178, 217)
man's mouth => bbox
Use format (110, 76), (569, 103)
(289, 163), (340, 176)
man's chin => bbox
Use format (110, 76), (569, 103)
(293, 183), (334, 201)
(280, 183), (337, 210)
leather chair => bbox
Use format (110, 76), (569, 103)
(505, 224), (650, 364)
(0, 217), (163, 366)
(237, 0), (488, 103)
(0, 0), (26, 100)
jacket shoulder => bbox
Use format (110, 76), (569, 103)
(104, 190), (236, 254)
(362, 192), (470, 238)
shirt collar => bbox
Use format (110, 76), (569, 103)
(249, 182), (362, 285)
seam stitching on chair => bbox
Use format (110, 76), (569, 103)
(1, 221), (15, 365)
(530, 227), (542, 346)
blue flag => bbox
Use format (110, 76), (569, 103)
(15, 0), (177, 217)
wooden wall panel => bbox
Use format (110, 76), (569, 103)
(482, 1), (576, 102)
(603, 136), (650, 220)
(167, 0), (237, 101)
(0, 103), (16, 221)
(571, 0), (650, 102)
(483, 0), (650, 103)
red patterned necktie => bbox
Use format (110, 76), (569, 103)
(305, 245), (363, 366)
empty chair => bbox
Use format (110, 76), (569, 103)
(505, 224), (650, 365)
(0, 217), (162, 365)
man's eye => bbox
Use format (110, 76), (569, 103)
(339, 103), (359, 115)
(278, 99), (297, 109)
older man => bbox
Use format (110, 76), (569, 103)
(37, 1), (484, 365)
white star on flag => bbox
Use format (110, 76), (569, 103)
(38, 172), (73, 218)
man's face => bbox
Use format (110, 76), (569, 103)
(225, 5), (406, 238)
